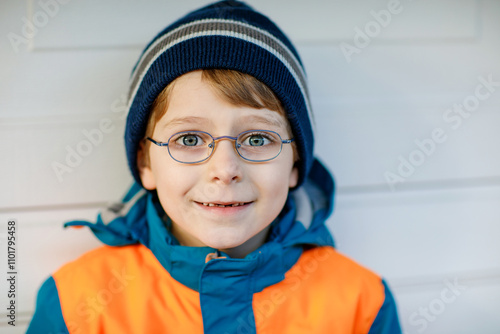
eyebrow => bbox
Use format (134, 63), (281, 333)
(160, 113), (286, 130)
(239, 114), (287, 129)
(161, 116), (211, 129)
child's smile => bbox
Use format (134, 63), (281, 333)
(195, 200), (253, 217)
(139, 70), (298, 258)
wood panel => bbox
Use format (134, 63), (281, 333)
(315, 106), (500, 190)
(0, 115), (132, 210)
(395, 277), (500, 333)
(0, 49), (138, 118)
(330, 186), (500, 278)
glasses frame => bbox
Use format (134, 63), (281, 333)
(147, 129), (294, 164)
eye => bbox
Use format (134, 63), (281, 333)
(240, 132), (274, 146)
(182, 135), (199, 146)
(172, 133), (206, 147)
(249, 135), (266, 146)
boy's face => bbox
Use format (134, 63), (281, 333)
(139, 71), (298, 255)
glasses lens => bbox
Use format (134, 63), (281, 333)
(236, 130), (282, 161)
(168, 131), (213, 163)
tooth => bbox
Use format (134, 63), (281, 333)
(232, 203), (238, 207)
(218, 204), (225, 207)
(202, 203), (208, 206)
(208, 203), (215, 207)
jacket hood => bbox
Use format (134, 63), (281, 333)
(65, 158), (335, 291)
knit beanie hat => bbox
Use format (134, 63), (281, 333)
(125, 0), (314, 187)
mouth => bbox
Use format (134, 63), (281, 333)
(196, 201), (252, 208)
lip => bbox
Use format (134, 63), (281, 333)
(194, 201), (253, 215)
(200, 201), (250, 207)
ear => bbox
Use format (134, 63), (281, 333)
(288, 166), (299, 188)
(137, 141), (157, 190)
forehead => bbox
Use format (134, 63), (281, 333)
(154, 71), (290, 131)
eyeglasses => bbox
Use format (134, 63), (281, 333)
(147, 130), (294, 164)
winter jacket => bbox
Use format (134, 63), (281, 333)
(27, 159), (401, 333)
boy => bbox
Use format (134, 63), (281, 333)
(28, 1), (401, 333)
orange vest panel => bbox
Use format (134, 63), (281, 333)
(253, 247), (385, 334)
(53, 245), (204, 334)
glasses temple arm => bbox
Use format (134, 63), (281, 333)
(146, 137), (169, 147)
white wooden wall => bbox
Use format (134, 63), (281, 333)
(1, 0), (499, 333)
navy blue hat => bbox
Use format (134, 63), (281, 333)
(125, 0), (314, 187)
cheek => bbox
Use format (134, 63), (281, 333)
(253, 170), (290, 228)
(150, 156), (195, 199)
(158, 170), (191, 194)
(255, 165), (293, 199)
(265, 155), (296, 191)
(154, 166), (198, 222)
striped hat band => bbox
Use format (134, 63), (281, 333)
(127, 18), (312, 121)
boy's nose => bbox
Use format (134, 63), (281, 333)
(206, 140), (243, 184)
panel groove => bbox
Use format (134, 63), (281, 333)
(0, 202), (107, 214)
(336, 176), (500, 195)
(31, 44), (144, 53)
(390, 268), (500, 292)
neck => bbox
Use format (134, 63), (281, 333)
(220, 225), (270, 259)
